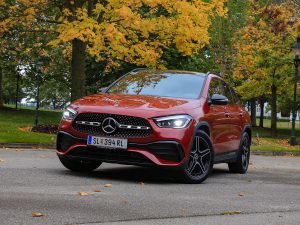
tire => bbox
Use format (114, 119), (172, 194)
(179, 131), (214, 184)
(58, 156), (102, 172)
(228, 132), (250, 174)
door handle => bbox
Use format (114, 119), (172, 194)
(239, 112), (244, 117)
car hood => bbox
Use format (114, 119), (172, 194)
(71, 93), (200, 116)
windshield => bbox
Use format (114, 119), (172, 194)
(107, 72), (206, 99)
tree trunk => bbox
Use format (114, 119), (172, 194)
(64, 0), (87, 102)
(250, 98), (257, 127)
(271, 84), (277, 137)
(259, 97), (264, 128)
(0, 67), (3, 108)
(71, 39), (87, 101)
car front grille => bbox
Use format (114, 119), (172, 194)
(72, 113), (152, 138)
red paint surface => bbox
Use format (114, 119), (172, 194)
(57, 73), (250, 167)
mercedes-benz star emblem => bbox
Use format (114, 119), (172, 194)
(102, 117), (118, 134)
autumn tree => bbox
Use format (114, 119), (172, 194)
(0, 0), (58, 107)
(161, 0), (250, 96)
(208, 0), (250, 79)
(1, 0), (227, 102)
(51, 0), (227, 100)
(233, 1), (299, 136)
(0, 0), (74, 109)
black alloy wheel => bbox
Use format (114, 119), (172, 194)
(181, 131), (213, 184)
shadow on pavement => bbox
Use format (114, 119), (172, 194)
(51, 164), (230, 184)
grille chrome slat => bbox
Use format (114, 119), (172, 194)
(118, 124), (150, 130)
(75, 121), (101, 127)
(73, 113), (152, 138)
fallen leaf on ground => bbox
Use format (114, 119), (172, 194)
(94, 190), (103, 193)
(19, 126), (32, 132)
(32, 212), (44, 217)
(104, 184), (112, 187)
(238, 192), (245, 197)
(222, 211), (242, 216)
(181, 208), (187, 215)
(77, 192), (89, 196)
(0, 159), (5, 163)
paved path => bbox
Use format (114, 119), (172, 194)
(0, 149), (299, 225)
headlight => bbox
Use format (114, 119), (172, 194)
(62, 107), (77, 120)
(153, 115), (192, 129)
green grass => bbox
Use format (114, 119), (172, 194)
(252, 119), (300, 153)
(251, 138), (300, 152)
(0, 106), (62, 144)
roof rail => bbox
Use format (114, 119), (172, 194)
(129, 68), (148, 73)
(207, 71), (220, 75)
(115, 68), (149, 79)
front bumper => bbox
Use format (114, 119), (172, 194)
(57, 132), (185, 167)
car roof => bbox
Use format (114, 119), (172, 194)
(130, 69), (208, 77)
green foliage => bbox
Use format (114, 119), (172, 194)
(233, 2), (297, 99)
(85, 57), (136, 94)
(208, 0), (250, 80)
(158, 0), (250, 82)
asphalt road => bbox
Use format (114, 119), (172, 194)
(0, 149), (300, 225)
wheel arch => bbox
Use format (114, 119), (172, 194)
(243, 125), (252, 144)
(195, 121), (214, 156)
(196, 121), (211, 138)
(186, 121), (213, 161)
(181, 121), (214, 183)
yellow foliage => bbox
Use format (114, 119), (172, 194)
(1, 0), (47, 37)
(1, 0), (227, 68)
(50, 0), (227, 68)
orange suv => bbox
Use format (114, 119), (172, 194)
(57, 69), (251, 183)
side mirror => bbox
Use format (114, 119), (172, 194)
(99, 87), (108, 93)
(208, 94), (228, 106)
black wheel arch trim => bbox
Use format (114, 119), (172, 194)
(196, 121), (211, 137)
(185, 121), (214, 164)
(242, 124), (252, 144)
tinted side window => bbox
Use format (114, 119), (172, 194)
(208, 79), (223, 99)
(230, 87), (241, 105)
(220, 81), (234, 105)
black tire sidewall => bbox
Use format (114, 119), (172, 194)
(239, 132), (251, 172)
(181, 131), (214, 184)
(229, 132), (250, 174)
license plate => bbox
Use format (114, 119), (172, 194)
(87, 135), (128, 149)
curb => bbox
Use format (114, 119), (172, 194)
(0, 143), (56, 150)
(252, 151), (300, 157)
(1, 143), (300, 156)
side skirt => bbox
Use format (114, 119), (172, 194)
(214, 151), (238, 164)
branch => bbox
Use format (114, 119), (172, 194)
(36, 17), (63, 25)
